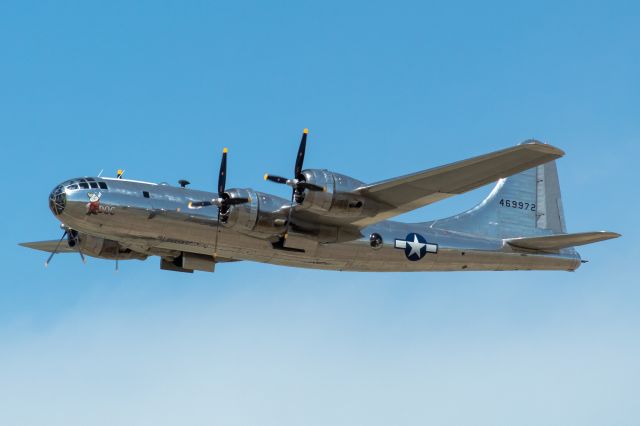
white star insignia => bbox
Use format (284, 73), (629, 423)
(406, 234), (426, 258)
(394, 234), (438, 260)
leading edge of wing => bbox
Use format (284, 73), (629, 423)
(353, 141), (565, 226)
(358, 141), (564, 195)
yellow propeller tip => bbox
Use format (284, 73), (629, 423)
(223, 147), (228, 153)
(263, 173), (269, 180)
(303, 128), (309, 134)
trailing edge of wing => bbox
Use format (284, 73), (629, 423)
(506, 231), (621, 251)
(352, 141), (564, 226)
(19, 240), (77, 253)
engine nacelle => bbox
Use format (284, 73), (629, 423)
(220, 188), (289, 240)
(68, 231), (147, 260)
(297, 169), (368, 218)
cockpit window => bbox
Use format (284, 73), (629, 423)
(63, 178), (108, 191)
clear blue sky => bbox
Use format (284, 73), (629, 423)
(1, 1), (639, 425)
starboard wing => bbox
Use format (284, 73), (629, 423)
(351, 141), (565, 226)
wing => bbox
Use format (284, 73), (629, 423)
(19, 240), (77, 253)
(351, 141), (564, 226)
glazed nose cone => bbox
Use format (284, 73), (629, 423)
(49, 184), (66, 216)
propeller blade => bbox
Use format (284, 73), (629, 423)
(223, 197), (249, 206)
(213, 209), (221, 260)
(298, 182), (324, 192)
(78, 249), (86, 264)
(264, 174), (289, 184)
(294, 128), (308, 178)
(218, 147), (228, 197)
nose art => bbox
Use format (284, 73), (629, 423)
(49, 185), (66, 215)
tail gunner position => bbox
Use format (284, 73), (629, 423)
(22, 130), (620, 273)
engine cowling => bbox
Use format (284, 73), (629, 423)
(297, 169), (368, 218)
(220, 188), (290, 240)
(67, 230), (147, 260)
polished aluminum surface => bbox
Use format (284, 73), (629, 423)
(22, 142), (620, 273)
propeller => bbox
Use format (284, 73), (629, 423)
(188, 148), (249, 210)
(264, 129), (325, 242)
(263, 128), (324, 202)
(187, 147), (249, 258)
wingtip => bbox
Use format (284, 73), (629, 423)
(19, 242), (39, 249)
(520, 139), (565, 157)
(600, 231), (622, 239)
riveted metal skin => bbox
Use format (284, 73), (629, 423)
(299, 169), (371, 218)
(43, 168), (585, 272)
(222, 188), (289, 240)
(23, 139), (621, 273)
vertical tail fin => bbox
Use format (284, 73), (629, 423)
(430, 142), (567, 239)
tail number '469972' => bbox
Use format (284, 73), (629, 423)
(499, 199), (536, 211)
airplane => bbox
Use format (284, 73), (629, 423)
(21, 129), (620, 273)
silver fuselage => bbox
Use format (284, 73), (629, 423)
(49, 177), (581, 272)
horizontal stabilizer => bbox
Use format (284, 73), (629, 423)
(19, 240), (77, 253)
(506, 231), (621, 251)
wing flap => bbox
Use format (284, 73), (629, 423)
(506, 231), (621, 251)
(353, 141), (564, 226)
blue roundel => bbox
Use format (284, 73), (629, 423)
(404, 232), (427, 261)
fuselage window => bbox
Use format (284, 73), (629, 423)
(98, 182), (108, 190)
(143, 191), (150, 198)
(67, 184), (78, 190)
(86, 177), (96, 182)
(79, 181), (89, 189)
(89, 182), (99, 189)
